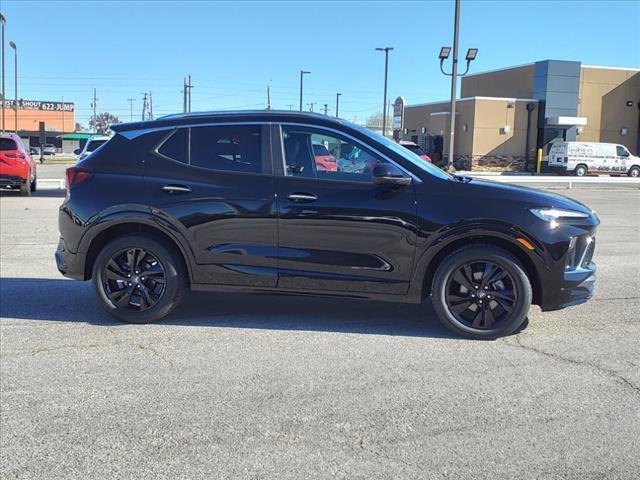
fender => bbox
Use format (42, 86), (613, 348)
(77, 205), (197, 283)
(406, 219), (549, 301)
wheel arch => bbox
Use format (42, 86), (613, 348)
(82, 220), (194, 285)
(418, 234), (543, 306)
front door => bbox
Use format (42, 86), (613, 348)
(273, 124), (418, 295)
(144, 123), (278, 287)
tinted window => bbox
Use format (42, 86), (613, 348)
(0, 139), (17, 151)
(158, 129), (188, 163)
(282, 126), (389, 182)
(86, 139), (108, 152)
(190, 125), (262, 173)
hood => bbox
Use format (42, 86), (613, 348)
(451, 178), (593, 214)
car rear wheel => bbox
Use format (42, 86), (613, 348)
(431, 245), (532, 339)
(30, 176), (37, 192)
(628, 166), (640, 178)
(574, 164), (588, 177)
(92, 234), (185, 324)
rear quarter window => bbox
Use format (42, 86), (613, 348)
(157, 129), (188, 164)
(0, 138), (17, 151)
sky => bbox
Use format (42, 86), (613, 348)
(1, 0), (639, 127)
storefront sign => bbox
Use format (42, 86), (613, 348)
(2, 99), (74, 112)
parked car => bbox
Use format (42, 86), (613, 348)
(42, 144), (56, 156)
(312, 142), (337, 171)
(74, 135), (110, 161)
(399, 140), (431, 162)
(547, 141), (640, 177)
(56, 111), (599, 339)
(0, 132), (37, 196)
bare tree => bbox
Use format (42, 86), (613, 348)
(89, 112), (121, 135)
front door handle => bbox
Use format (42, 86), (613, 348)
(287, 192), (317, 202)
(162, 184), (192, 194)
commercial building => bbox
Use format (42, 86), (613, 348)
(394, 60), (640, 170)
(1, 99), (75, 151)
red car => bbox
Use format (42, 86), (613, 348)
(0, 133), (37, 196)
(399, 140), (431, 162)
(312, 142), (338, 172)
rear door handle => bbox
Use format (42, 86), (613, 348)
(287, 192), (317, 202)
(162, 184), (192, 194)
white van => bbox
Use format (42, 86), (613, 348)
(547, 141), (640, 177)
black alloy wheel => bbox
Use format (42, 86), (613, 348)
(431, 245), (532, 339)
(93, 234), (185, 323)
(103, 247), (167, 311)
(444, 261), (516, 329)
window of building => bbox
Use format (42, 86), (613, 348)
(190, 125), (262, 173)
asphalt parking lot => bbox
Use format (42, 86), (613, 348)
(1, 186), (639, 479)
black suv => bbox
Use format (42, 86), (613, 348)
(56, 111), (598, 339)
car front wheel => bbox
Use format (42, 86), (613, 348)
(92, 234), (185, 323)
(431, 245), (532, 339)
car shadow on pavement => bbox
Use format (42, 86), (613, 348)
(0, 189), (65, 198)
(0, 277), (456, 339)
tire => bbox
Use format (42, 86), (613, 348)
(30, 176), (37, 192)
(431, 245), (532, 339)
(628, 166), (640, 178)
(574, 164), (588, 177)
(20, 179), (32, 197)
(92, 233), (186, 323)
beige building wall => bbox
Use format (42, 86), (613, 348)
(461, 64), (535, 99)
(577, 67), (640, 154)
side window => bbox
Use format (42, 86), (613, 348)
(157, 128), (188, 164)
(190, 125), (262, 173)
(282, 126), (388, 182)
(616, 146), (629, 157)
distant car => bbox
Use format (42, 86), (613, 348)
(74, 135), (110, 161)
(42, 144), (56, 156)
(29, 146), (39, 156)
(312, 142), (337, 171)
(399, 141), (431, 162)
(0, 132), (37, 196)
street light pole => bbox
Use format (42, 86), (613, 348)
(1, 14), (6, 133)
(335, 92), (341, 118)
(375, 47), (393, 137)
(9, 40), (16, 133)
(299, 70), (310, 111)
(439, 0), (477, 172)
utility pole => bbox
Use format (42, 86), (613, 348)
(61, 96), (65, 135)
(9, 40), (16, 133)
(148, 91), (153, 120)
(323, 103), (328, 115)
(182, 77), (187, 113)
(335, 93), (341, 118)
(267, 82), (272, 110)
(308, 102), (316, 112)
(287, 104), (294, 111)
(141, 92), (147, 121)
(299, 70), (310, 111)
(127, 98), (134, 121)
(375, 47), (393, 137)
(1, 13), (6, 132)
(186, 75), (193, 113)
(91, 88), (97, 133)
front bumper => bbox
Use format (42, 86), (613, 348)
(542, 262), (596, 311)
(55, 237), (86, 280)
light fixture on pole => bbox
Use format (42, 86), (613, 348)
(9, 40), (16, 134)
(375, 47), (393, 137)
(1, 13), (6, 132)
(439, 0), (478, 172)
(335, 92), (342, 118)
(299, 70), (310, 111)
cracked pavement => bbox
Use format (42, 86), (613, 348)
(1, 188), (639, 479)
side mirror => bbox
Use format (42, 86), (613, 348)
(73, 149), (81, 155)
(373, 163), (412, 187)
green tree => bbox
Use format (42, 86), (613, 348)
(89, 112), (121, 135)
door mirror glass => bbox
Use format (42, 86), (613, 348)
(372, 164), (412, 186)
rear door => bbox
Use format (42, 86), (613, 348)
(272, 124), (418, 295)
(144, 123), (278, 287)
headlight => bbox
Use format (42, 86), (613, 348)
(530, 208), (589, 222)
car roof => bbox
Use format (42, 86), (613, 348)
(110, 110), (352, 133)
(0, 132), (22, 140)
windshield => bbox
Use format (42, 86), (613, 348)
(354, 125), (452, 180)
